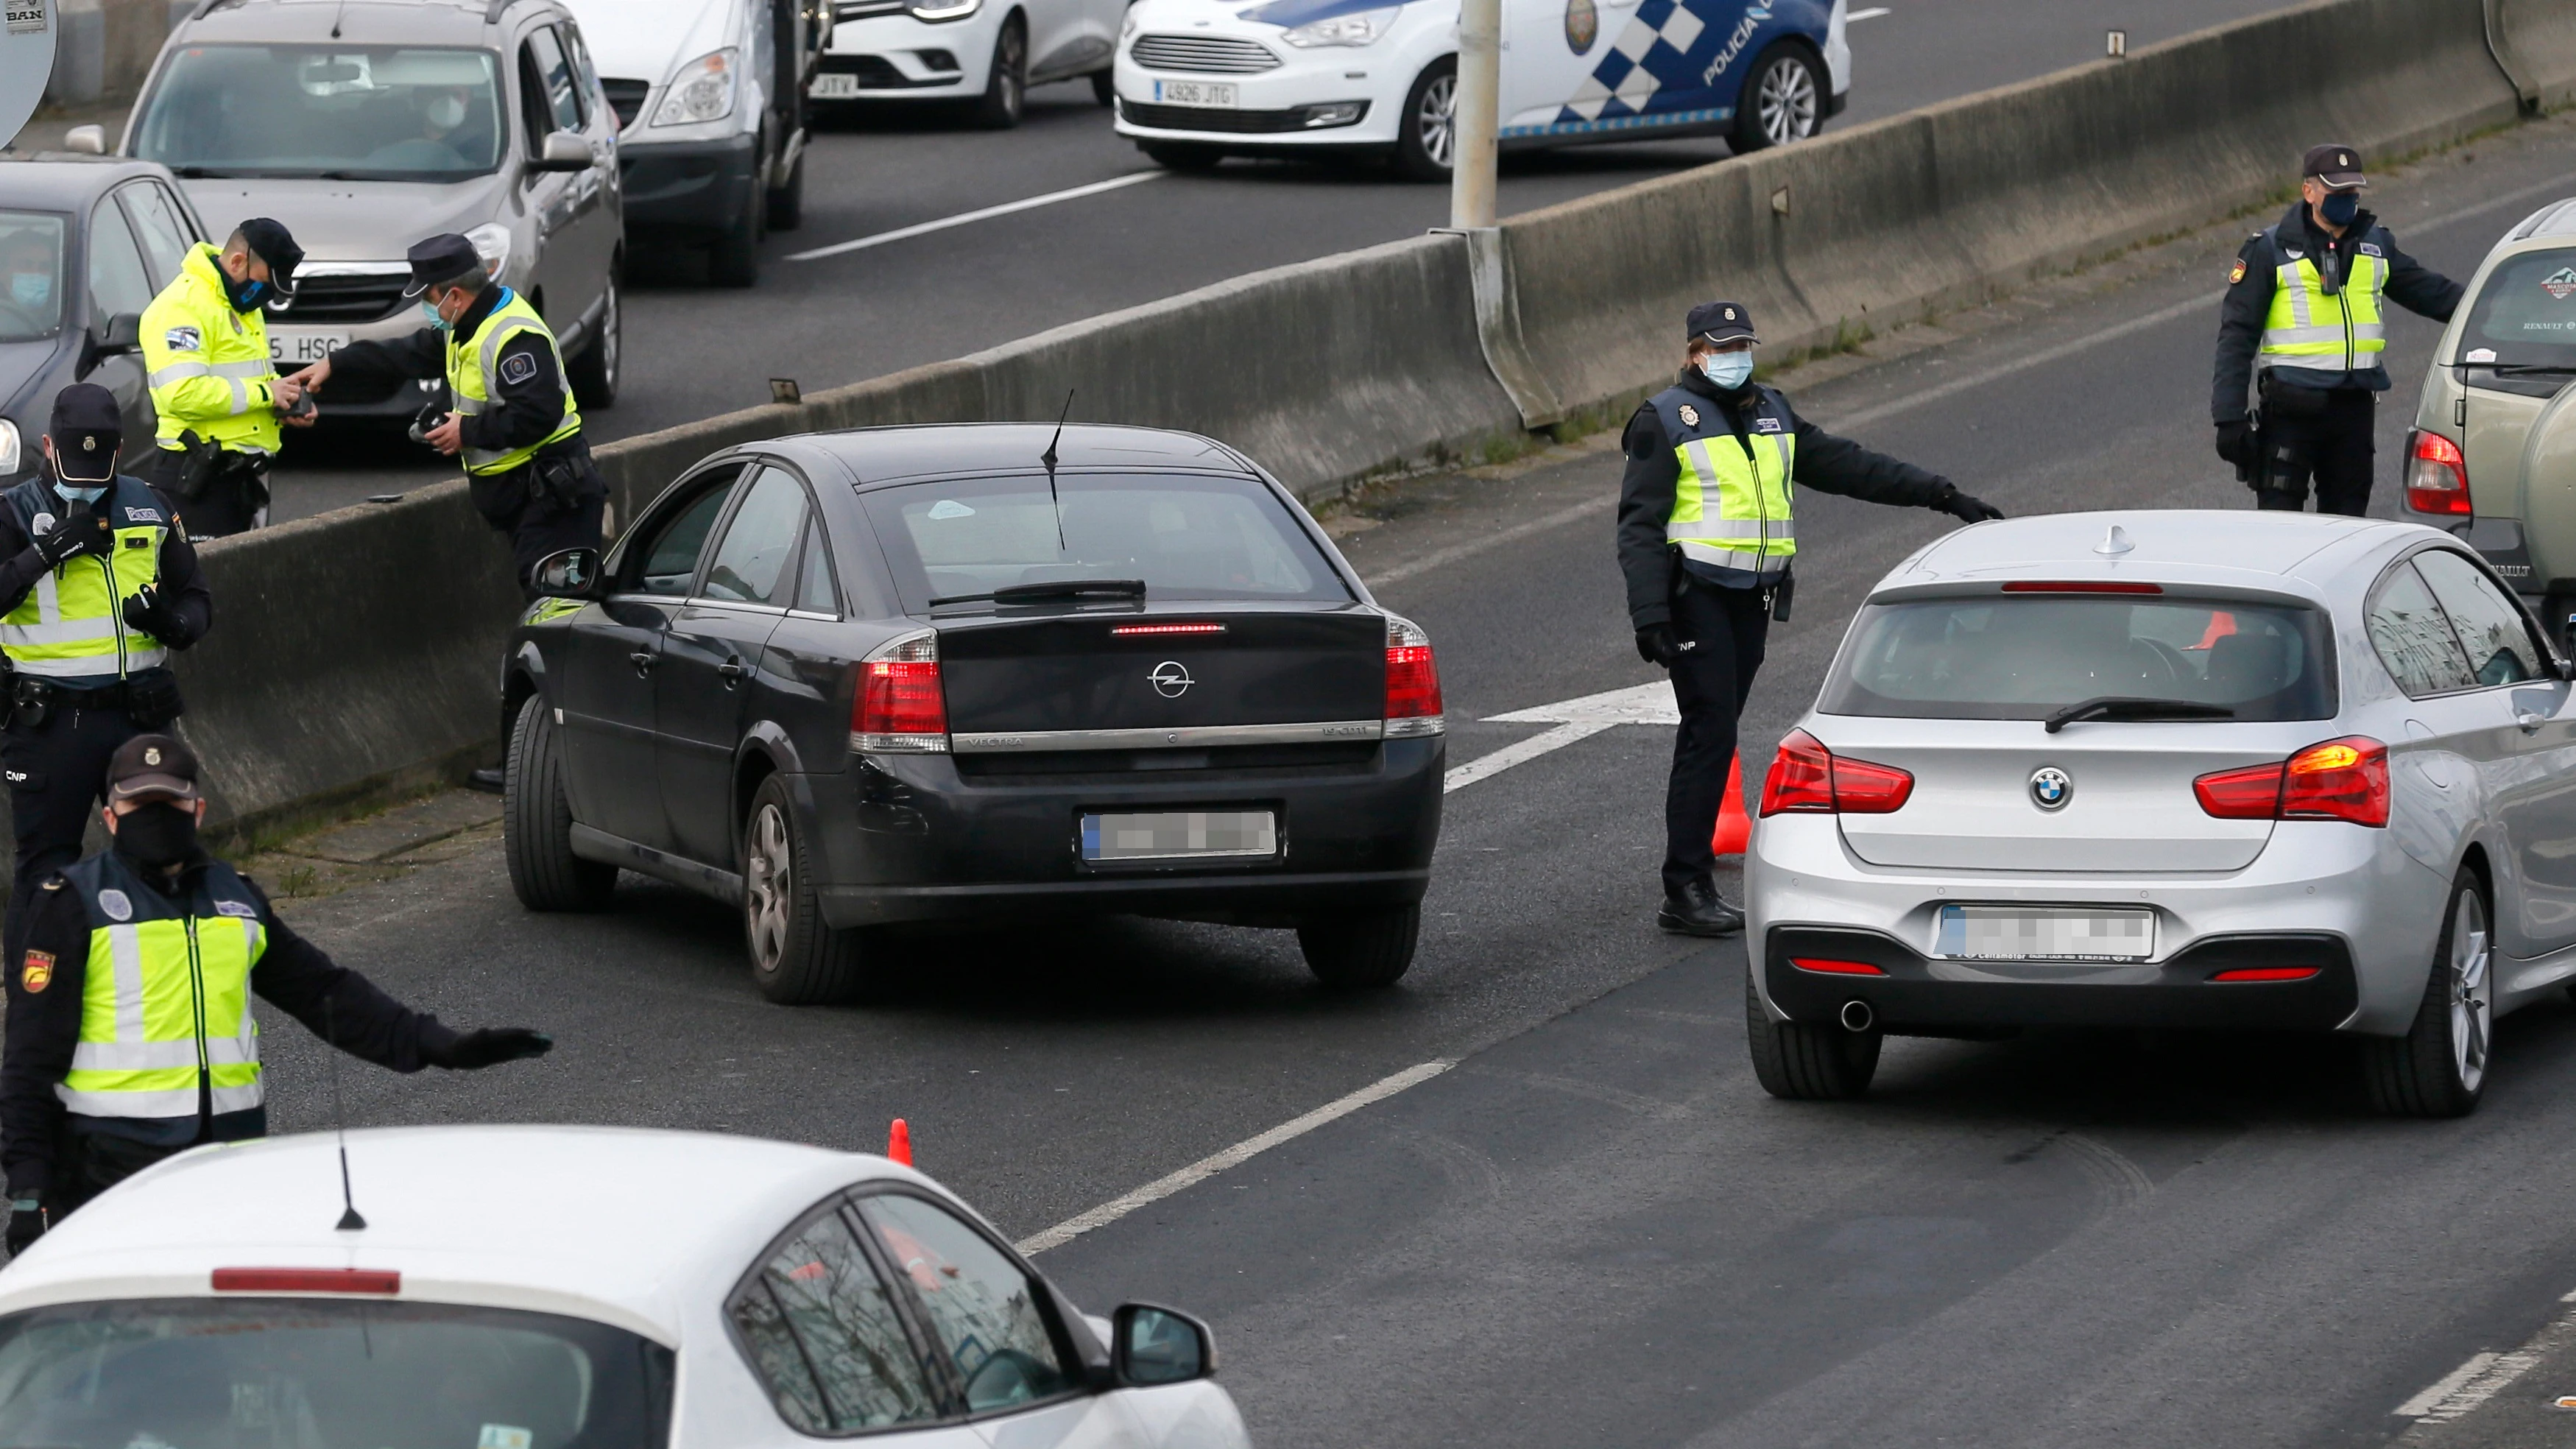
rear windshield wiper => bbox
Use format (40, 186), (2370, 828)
(2043, 697), (2237, 733)
(926, 578), (1147, 608)
(2477, 363), (2576, 376)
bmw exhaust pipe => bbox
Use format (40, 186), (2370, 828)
(1839, 999), (1876, 1034)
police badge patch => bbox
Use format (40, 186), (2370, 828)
(97, 889), (131, 923)
(1677, 403), (1698, 427)
(20, 951), (52, 993)
(164, 325), (202, 352)
(1564, 0), (1597, 52)
(2229, 258), (2246, 284)
(499, 352), (540, 385)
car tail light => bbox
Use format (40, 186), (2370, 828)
(2209, 966), (2321, 982)
(1758, 730), (1914, 816)
(2405, 430), (2471, 515)
(852, 632), (948, 753)
(2193, 736), (2386, 827)
(1999, 581), (2164, 594)
(1384, 616), (1444, 738)
(1792, 957), (1887, 976)
(213, 1268), (400, 1294)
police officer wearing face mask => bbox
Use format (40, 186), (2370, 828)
(0, 384), (211, 971)
(137, 218), (314, 540)
(0, 735), (554, 1251)
(1618, 302), (2003, 937)
(2213, 144), (2463, 515)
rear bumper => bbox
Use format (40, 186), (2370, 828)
(618, 134), (759, 239)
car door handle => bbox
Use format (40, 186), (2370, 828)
(2519, 710), (2545, 733)
(630, 649), (658, 676)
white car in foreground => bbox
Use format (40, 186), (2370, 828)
(0, 1127), (1249, 1448)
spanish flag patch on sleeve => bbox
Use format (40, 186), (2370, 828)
(21, 951), (53, 993)
(2229, 258), (2248, 284)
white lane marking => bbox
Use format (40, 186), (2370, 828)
(1367, 494), (1616, 589)
(2396, 1350), (2546, 1422)
(2396, 1353), (2499, 1419)
(1846, 6), (1892, 18)
(1015, 1060), (1451, 1255)
(788, 172), (1164, 263)
(1444, 681), (1679, 794)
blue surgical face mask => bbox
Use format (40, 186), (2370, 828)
(2319, 190), (2360, 227)
(420, 299), (454, 332)
(1701, 350), (1754, 389)
(7, 272), (49, 308)
(57, 482), (106, 504)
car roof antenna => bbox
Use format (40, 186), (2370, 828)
(325, 998), (366, 1232)
(1040, 389), (1073, 553)
(328, 0), (347, 38)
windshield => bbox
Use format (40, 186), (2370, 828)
(0, 1297), (672, 1448)
(861, 473), (1354, 613)
(1821, 594), (2336, 721)
(0, 213), (66, 342)
(134, 46), (506, 180)
(2455, 246), (2576, 369)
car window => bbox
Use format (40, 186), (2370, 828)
(132, 45), (506, 180)
(2456, 245), (2576, 369)
(115, 183), (192, 286)
(0, 211), (66, 342)
(526, 24), (587, 133)
(2413, 549), (2542, 686)
(86, 199), (156, 324)
(794, 515), (839, 615)
(702, 468), (808, 605)
(728, 1203), (943, 1434)
(852, 1194), (1076, 1414)
(2368, 561), (2480, 697)
(627, 474), (739, 596)
(557, 19), (604, 124)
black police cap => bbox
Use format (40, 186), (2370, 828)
(236, 217), (303, 289)
(49, 383), (120, 484)
(402, 233), (485, 297)
(1687, 300), (1758, 345)
(2301, 143), (2366, 188)
(105, 733), (202, 805)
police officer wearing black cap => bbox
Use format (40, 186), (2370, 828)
(0, 733), (554, 1250)
(2214, 144), (2463, 515)
(136, 217), (312, 539)
(1618, 302), (2002, 937)
(0, 384), (211, 968)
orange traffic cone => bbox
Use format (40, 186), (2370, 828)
(888, 1118), (912, 1166)
(1710, 752), (1751, 858)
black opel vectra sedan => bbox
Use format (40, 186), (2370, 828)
(499, 423), (1445, 1002)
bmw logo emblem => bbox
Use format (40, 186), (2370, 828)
(2030, 766), (2072, 811)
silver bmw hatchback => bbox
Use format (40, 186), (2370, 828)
(1744, 510), (2576, 1117)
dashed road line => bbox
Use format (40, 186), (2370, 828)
(788, 172), (1164, 263)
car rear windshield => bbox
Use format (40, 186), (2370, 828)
(2455, 245), (2576, 369)
(134, 46), (507, 180)
(862, 473), (1353, 613)
(0, 1297), (671, 1448)
(0, 212), (66, 342)
(1819, 594), (2336, 721)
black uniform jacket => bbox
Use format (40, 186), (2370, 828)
(2212, 200), (2463, 424)
(0, 469), (213, 653)
(1617, 368), (1956, 630)
(0, 851), (462, 1196)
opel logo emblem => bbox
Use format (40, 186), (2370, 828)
(1149, 660), (1194, 698)
(2030, 766), (2072, 811)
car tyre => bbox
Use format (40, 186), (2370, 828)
(766, 146), (806, 231)
(1745, 967), (1880, 1100)
(567, 271), (621, 410)
(2361, 870), (2493, 1118)
(742, 774), (875, 1004)
(504, 694), (618, 912)
(971, 16), (1028, 130)
(1729, 43), (1822, 154)
(1142, 141), (1225, 172)
(708, 188), (762, 288)
(1391, 57), (1456, 182)
(1090, 68), (1115, 107)
(1297, 903), (1419, 987)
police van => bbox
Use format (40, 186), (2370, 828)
(1111, 0), (1846, 177)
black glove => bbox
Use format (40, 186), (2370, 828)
(121, 584), (186, 646)
(427, 1026), (554, 1070)
(7, 1194), (45, 1256)
(2215, 419), (2254, 468)
(1634, 624), (1687, 669)
(1935, 484), (2004, 523)
(33, 509), (108, 569)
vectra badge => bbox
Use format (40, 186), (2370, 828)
(2030, 766), (2072, 811)
(1149, 660), (1195, 698)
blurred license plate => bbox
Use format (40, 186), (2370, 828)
(269, 329), (346, 364)
(1154, 80), (1238, 107)
(810, 73), (862, 98)
(1935, 906), (2154, 962)
(1082, 810), (1275, 861)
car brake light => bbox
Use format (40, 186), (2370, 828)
(1792, 957), (1887, 976)
(1384, 616), (1444, 738)
(2405, 430), (2471, 515)
(1999, 581), (2164, 594)
(2210, 967), (2321, 982)
(852, 632), (948, 752)
(213, 1268), (400, 1294)
(2192, 736), (2386, 827)
(1111, 622), (1226, 637)
(1758, 730), (1914, 816)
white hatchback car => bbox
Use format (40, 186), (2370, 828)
(0, 1127), (1250, 1448)
(811, 0), (1126, 127)
(1746, 511), (2576, 1117)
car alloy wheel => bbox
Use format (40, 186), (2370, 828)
(2449, 886), (2492, 1094)
(1416, 71), (1455, 168)
(1757, 53), (1818, 145)
(744, 800), (794, 975)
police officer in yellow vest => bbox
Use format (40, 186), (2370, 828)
(0, 734), (553, 1249)
(2213, 144), (2463, 515)
(138, 219), (315, 539)
(0, 384), (211, 972)
(1618, 302), (2002, 937)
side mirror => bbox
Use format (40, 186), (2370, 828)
(61, 125), (105, 155)
(530, 546), (605, 599)
(532, 131), (594, 172)
(1111, 1303), (1215, 1386)
(97, 313), (141, 354)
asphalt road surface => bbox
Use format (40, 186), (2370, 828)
(237, 107), (2576, 1449)
(261, 0), (2307, 520)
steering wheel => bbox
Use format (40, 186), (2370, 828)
(2137, 638), (2195, 686)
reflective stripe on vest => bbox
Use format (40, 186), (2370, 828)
(1658, 395), (1798, 574)
(445, 289), (582, 476)
(0, 479), (170, 677)
(54, 854), (268, 1121)
(2259, 250), (2386, 375)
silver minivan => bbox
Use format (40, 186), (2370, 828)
(117, 0), (626, 418)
